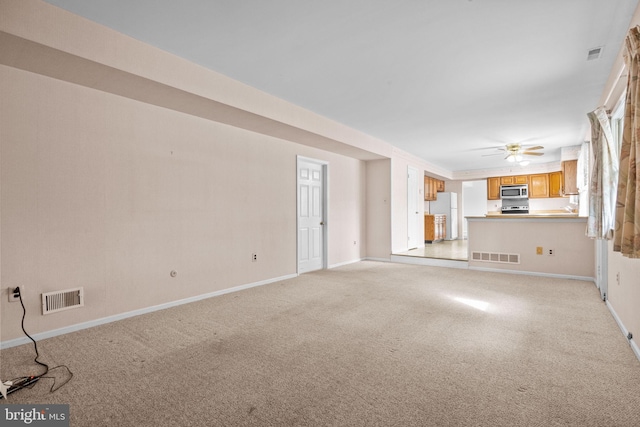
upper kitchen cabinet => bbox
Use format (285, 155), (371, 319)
(501, 175), (529, 185)
(487, 168), (576, 200)
(549, 171), (563, 197)
(529, 173), (549, 198)
(487, 177), (500, 200)
(562, 160), (578, 195)
(424, 176), (444, 201)
(424, 176), (435, 201)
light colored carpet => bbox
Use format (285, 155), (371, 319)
(2, 261), (639, 426)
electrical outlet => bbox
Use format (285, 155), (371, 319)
(8, 286), (21, 303)
(548, 249), (554, 256)
(252, 253), (257, 262)
(536, 246), (543, 255)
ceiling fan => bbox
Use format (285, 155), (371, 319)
(483, 143), (544, 165)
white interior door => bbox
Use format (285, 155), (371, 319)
(407, 167), (419, 249)
(298, 158), (325, 273)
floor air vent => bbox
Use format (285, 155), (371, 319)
(42, 287), (84, 315)
(471, 252), (520, 264)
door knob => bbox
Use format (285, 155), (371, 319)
(320, 221), (324, 225)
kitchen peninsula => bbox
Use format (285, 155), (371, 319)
(466, 214), (594, 280)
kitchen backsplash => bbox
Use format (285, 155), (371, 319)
(487, 197), (572, 213)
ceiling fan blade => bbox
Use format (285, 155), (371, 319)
(523, 145), (544, 151)
(481, 152), (505, 157)
(522, 152), (544, 156)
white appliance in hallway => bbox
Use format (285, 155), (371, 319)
(430, 192), (458, 240)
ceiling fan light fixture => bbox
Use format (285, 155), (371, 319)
(490, 143), (544, 165)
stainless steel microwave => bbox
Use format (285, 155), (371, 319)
(500, 184), (528, 199)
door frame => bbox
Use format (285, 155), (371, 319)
(596, 238), (608, 300)
(296, 156), (329, 274)
(407, 166), (419, 249)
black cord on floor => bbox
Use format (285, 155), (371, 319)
(19, 288), (49, 375)
(9, 287), (74, 395)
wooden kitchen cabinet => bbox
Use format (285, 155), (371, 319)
(486, 168), (574, 200)
(424, 176), (444, 201)
(487, 177), (501, 200)
(424, 176), (435, 201)
(529, 173), (549, 198)
(425, 214), (446, 243)
(562, 160), (578, 195)
(548, 171), (563, 197)
(501, 175), (529, 185)
(489, 175), (529, 200)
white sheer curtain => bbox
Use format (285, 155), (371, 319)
(586, 106), (619, 239)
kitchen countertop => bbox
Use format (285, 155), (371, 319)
(468, 211), (583, 220)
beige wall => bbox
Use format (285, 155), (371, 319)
(468, 217), (595, 279)
(327, 158), (368, 266)
(366, 160), (392, 260)
(0, 64), (368, 341)
(607, 243), (640, 348)
(391, 158), (410, 253)
(390, 150), (449, 253)
(0, 0), (383, 344)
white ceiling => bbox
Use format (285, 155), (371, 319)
(44, 0), (639, 174)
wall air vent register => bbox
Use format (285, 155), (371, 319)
(471, 252), (520, 264)
(41, 287), (84, 315)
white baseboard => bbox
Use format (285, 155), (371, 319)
(606, 300), (640, 362)
(390, 255), (469, 269)
(468, 266), (595, 282)
(632, 339), (640, 362)
(1, 273), (297, 350)
(329, 258), (363, 269)
(364, 257), (392, 263)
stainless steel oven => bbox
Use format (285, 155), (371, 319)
(501, 204), (529, 214)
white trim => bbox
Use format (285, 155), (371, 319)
(390, 255), (469, 269)
(407, 166), (419, 250)
(632, 339), (640, 362)
(602, 63), (627, 109)
(329, 258), (363, 269)
(364, 257), (392, 263)
(606, 300), (640, 362)
(389, 257), (595, 280)
(595, 239), (608, 300)
(1, 273), (297, 349)
(468, 266), (595, 282)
